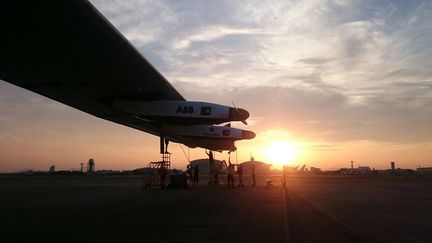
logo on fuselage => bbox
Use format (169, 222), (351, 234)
(176, 106), (194, 114)
(203, 127), (218, 137)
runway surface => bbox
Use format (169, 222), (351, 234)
(1, 175), (431, 242)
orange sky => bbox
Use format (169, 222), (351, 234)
(1, 1), (432, 172)
(0, 83), (430, 172)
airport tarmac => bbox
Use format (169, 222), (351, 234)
(0, 175), (431, 243)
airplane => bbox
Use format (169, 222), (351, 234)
(0, 1), (255, 155)
(163, 124), (256, 152)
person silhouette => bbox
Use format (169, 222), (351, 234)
(193, 165), (200, 186)
(227, 161), (235, 188)
(206, 150), (216, 186)
(251, 164), (256, 186)
(238, 164), (244, 187)
(159, 164), (167, 189)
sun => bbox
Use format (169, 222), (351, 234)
(263, 140), (299, 167)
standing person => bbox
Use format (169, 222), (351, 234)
(159, 164), (167, 189)
(251, 164), (256, 187)
(237, 164), (244, 187)
(281, 165), (287, 187)
(206, 150), (215, 186)
(227, 161), (235, 188)
(214, 161), (220, 186)
(193, 165), (200, 186)
(186, 165), (193, 186)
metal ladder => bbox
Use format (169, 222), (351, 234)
(143, 152), (171, 189)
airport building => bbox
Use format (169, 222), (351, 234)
(416, 167), (432, 174)
(338, 166), (372, 175)
(309, 167), (322, 174)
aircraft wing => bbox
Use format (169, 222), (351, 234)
(0, 1), (184, 136)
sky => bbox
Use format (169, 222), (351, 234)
(1, 0), (432, 171)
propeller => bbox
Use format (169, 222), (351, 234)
(232, 101), (248, 125)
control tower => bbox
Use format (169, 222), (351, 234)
(87, 159), (95, 173)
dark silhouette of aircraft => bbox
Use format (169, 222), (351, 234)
(0, 1), (255, 153)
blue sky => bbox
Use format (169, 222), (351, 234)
(1, 0), (431, 171)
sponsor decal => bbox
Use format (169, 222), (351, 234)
(200, 106), (212, 116)
(203, 127), (218, 136)
(203, 133), (219, 137)
(176, 106), (194, 114)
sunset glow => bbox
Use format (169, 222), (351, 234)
(262, 140), (299, 168)
(1, 1), (432, 172)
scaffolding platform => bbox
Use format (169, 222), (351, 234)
(142, 153), (170, 189)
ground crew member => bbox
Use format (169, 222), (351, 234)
(281, 165), (287, 187)
(159, 164), (167, 189)
(206, 150), (216, 186)
(214, 161), (220, 186)
(186, 165), (192, 185)
(237, 164), (244, 187)
(251, 164), (256, 186)
(227, 161), (235, 188)
(193, 165), (200, 186)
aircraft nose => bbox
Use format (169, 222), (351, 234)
(242, 130), (256, 139)
(230, 107), (250, 122)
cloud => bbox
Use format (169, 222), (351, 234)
(88, 0), (432, 145)
(172, 26), (265, 50)
(2, 0), (432, 170)
(187, 84), (432, 144)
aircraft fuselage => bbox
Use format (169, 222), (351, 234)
(113, 100), (249, 125)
